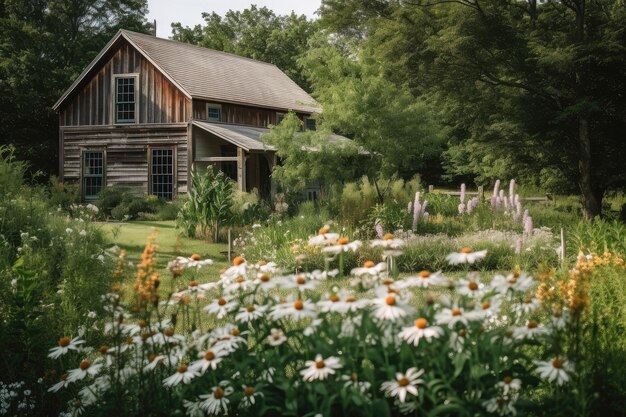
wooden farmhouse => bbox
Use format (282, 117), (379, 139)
(53, 29), (325, 201)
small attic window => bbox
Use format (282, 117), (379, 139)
(207, 103), (222, 122)
(115, 76), (137, 124)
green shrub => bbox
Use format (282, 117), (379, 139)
(570, 219), (626, 257)
(0, 145), (27, 198)
(177, 167), (234, 241)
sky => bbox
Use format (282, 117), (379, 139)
(147, 0), (322, 38)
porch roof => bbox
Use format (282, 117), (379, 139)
(192, 120), (354, 153)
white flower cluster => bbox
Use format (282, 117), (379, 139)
(0, 381), (35, 415)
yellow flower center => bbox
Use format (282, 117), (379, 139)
(383, 233), (394, 240)
(293, 300), (304, 310)
(482, 302), (491, 310)
(59, 337), (71, 347)
(79, 360), (91, 371)
(527, 321), (538, 329)
(419, 270), (430, 278)
(319, 226), (330, 235)
(330, 294), (340, 302)
(191, 254), (201, 261)
(415, 318), (428, 329)
(337, 237), (349, 245)
(452, 309), (462, 316)
(260, 274), (270, 282)
(189, 281), (198, 287)
(296, 277), (306, 285)
(346, 296), (356, 303)
(458, 329), (467, 337)
(363, 260), (376, 268)
(258, 260), (267, 266)
(508, 277), (518, 284)
(503, 376), (513, 384)
(244, 386), (255, 396)
(204, 351), (215, 361)
(552, 358), (563, 369)
(468, 281), (479, 291)
(218, 298), (227, 306)
(385, 295), (396, 306)
(246, 305), (255, 312)
(177, 364), (188, 373)
(233, 256), (245, 266)
(235, 276), (245, 283)
(231, 329), (240, 336)
(213, 387), (225, 399)
(460, 247), (473, 254)
(164, 328), (175, 337)
(315, 359), (325, 369)
(398, 377), (410, 387)
(99, 346), (108, 354)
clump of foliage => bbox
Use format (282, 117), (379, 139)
(177, 167), (234, 241)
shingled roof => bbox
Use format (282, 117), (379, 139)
(53, 30), (321, 113)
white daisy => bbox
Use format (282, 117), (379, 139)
(67, 359), (103, 382)
(254, 273), (279, 291)
(371, 293), (412, 323)
(351, 261), (387, 277)
(270, 299), (317, 321)
(341, 373), (372, 394)
(370, 233), (405, 250)
(435, 307), (480, 329)
(497, 376), (522, 395)
(483, 394), (518, 416)
(535, 357), (574, 386)
(234, 304), (267, 323)
(48, 336), (85, 359)
(321, 237), (362, 255)
(456, 275), (486, 298)
(267, 328), (287, 346)
(514, 297), (542, 317)
(300, 354), (342, 381)
(401, 270), (449, 288)
(308, 231), (340, 246)
(204, 297), (239, 319)
(162, 364), (198, 387)
(490, 272), (533, 295)
(199, 385), (234, 415)
(308, 269), (339, 280)
(240, 385), (263, 407)
(380, 368), (424, 403)
(279, 274), (320, 292)
(512, 321), (549, 340)
(189, 348), (227, 374)
(549, 308), (570, 330)
(48, 373), (71, 392)
(446, 247), (488, 265)
(223, 275), (255, 294)
(398, 318), (444, 346)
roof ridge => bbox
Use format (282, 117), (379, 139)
(120, 29), (279, 68)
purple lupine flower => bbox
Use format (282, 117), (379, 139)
(375, 222), (384, 239)
(492, 180), (501, 208)
(524, 216), (533, 236)
(515, 237), (523, 254)
(509, 179), (515, 199)
(458, 202), (466, 214)
(407, 201), (412, 214)
(460, 183), (466, 203)
(421, 200), (428, 216)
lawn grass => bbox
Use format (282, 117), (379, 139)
(98, 220), (230, 292)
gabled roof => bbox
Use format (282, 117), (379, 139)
(53, 30), (321, 113)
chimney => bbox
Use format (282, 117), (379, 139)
(153, 19), (157, 37)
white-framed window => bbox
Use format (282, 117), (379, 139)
(276, 112), (286, 125)
(304, 116), (316, 131)
(82, 150), (104, 200)
(207, 103), (222, 122)
(150, 147), (174, 200)
(114, 75), (138, 124)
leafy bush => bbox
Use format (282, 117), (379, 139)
(231, 189), (271, 226)
(177, 167), (234, 241)
(570, 219), (626, 257)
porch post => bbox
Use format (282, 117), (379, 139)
(237, 147), (246, 192)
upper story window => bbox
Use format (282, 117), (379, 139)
(305, 117), (316, 131)
(207, 103), (222, 122)
(276, 112), (286, 125)
(115, 76), (136, 123)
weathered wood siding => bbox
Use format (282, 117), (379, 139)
(59, 41), (192, 126)
(61, 125), (188, 195)
(192, 100), (310, 128)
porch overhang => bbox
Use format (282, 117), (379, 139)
(191, 120), (276, 152)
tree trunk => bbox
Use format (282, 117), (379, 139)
(578, 117), (601, 218)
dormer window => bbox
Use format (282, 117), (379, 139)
(207, 103), (222, 122)
(115, 76), (137, 124)
(276, 112), (286, 125)
(304, 117), (316, 131)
